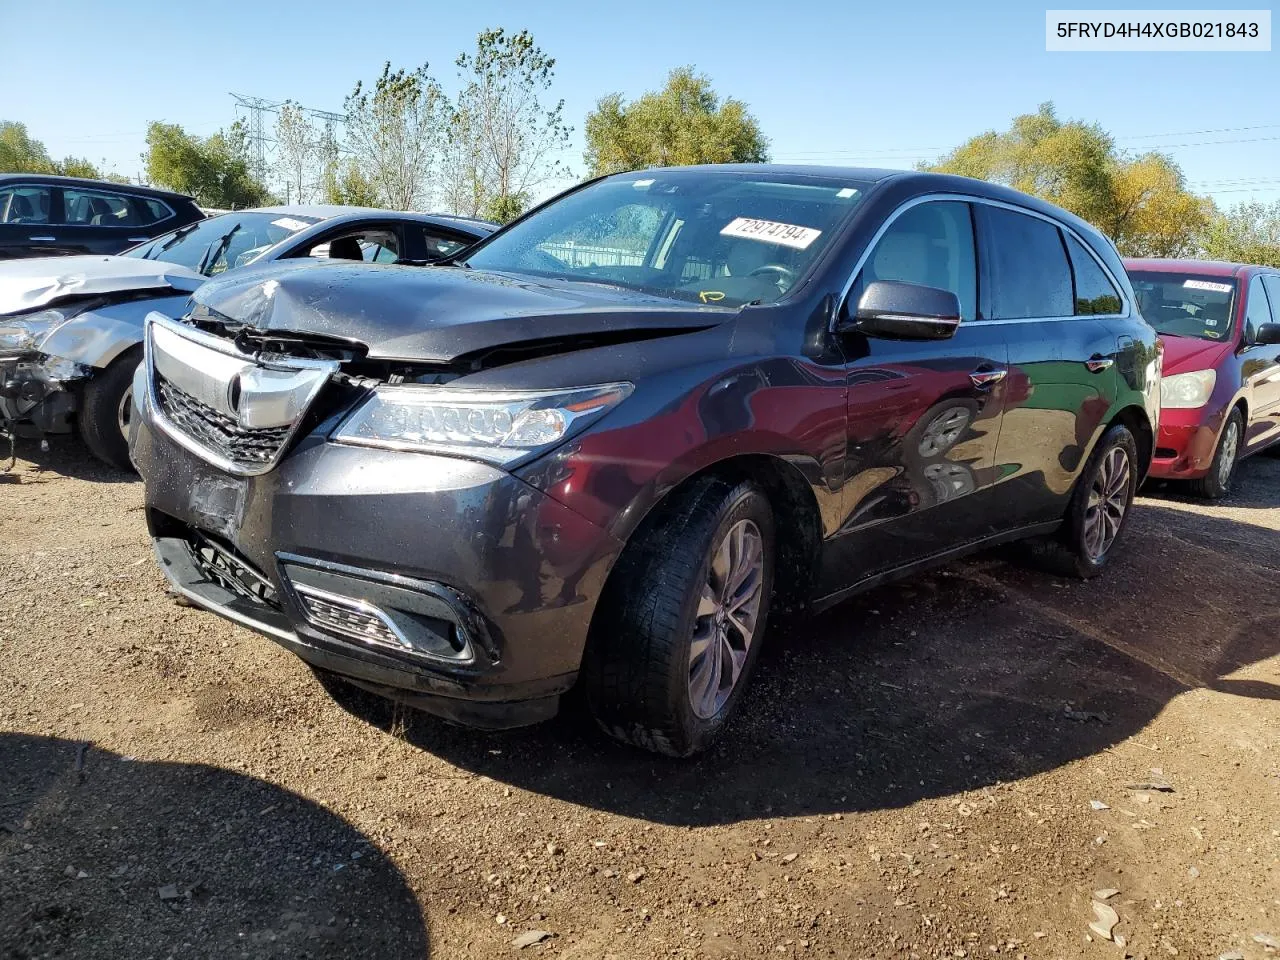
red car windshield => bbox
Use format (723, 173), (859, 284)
(1128, 270), (1237, 341)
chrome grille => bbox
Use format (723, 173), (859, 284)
(294, 585), (408, 652)
(156, 375), (291, 467)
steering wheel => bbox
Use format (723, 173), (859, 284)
(749, 264), (797, 287)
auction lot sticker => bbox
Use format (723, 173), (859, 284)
(721, 217), (821, 250)
(1046, 9), (1271, 51)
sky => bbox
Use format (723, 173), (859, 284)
(4, 0), (1278, 207)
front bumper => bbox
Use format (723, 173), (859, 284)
(131, 407), (624, 729)
(1147, 404), (1227, 480)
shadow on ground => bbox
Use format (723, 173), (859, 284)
(3, 436), (137, 485)
(323, 457), (1280, 828)
(0, 735), (428, 959)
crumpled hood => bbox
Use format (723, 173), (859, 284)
(0, 255), (205, 316)
(189, 259), (730, 363)
(1159, 332), (1232, 376)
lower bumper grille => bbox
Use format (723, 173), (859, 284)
(186, 530), (280, 610)
(156, 375), (290, 468)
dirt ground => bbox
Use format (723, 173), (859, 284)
(2, 437), (1278, 960)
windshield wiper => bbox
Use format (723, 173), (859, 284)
(196, 224), (241, 276)
(151, 222), (203, 258)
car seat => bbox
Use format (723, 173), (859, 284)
(326, 236), (365, 261)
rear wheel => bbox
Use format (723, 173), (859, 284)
(79, 347), (141, 472)
(1022, 424), (1138, 579)
(1189, 409), (1243, 499)
(584, 476), (774, 757)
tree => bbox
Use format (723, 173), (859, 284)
(0, 121), (115, 180)
(344, 62), (446, 210)
(1200, 200), (1280, 267)
(143, 121), (272, 208)
(450, 28), (570, 216)
(583, 67), (770, 176)
(923, 103), (1208, 257)
(323, 159), (381, 207)
(274, 102), (316, 204)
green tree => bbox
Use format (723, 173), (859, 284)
(449, 28), (570, 216)
(0, 121), (54, 173)
(274, 102), (316, 204)
(482, 193), (526, 224)
(1200, 200), (1280, 267)
(923, 103), (1208, 257)
(344, 62), (446, 210)
(143, 121), (271, 208)
(323, 159), (381, 207)
(583, 67), (770, 176)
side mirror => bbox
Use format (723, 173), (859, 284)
(1254, 322), (1280, 346)
(838, 280), (961, 340)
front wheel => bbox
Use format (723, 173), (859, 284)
(1188, 409), (1242, 499)
(1023, 424), (1138, 579)
(584, 476), (775, 757)
(78, 347), (141, 472)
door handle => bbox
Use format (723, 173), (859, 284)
(969, 368), (1007, 389)
(28, 235), (56, 242)
(1085, 354), (1114, 373)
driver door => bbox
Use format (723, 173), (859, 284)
(820, 199), (1009, 593)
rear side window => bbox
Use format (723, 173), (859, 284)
(980, 206), (1073, 319)
(856, 200), (977, 321)
(141, 198), (173, 225)
(1260, 276), (1280, 340)
(1065, 234), (1123, 315)
(0, 185), (52, 224)
(62, 188), (139, 226)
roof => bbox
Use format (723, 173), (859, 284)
(241, 205), (495, 234)
(620, 163), (908, 183)
(0, 172), (193, 202)
(1122, 257), (1255, 278)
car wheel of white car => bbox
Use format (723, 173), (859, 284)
(79, 346), (142, 473)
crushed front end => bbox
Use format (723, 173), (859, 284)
(130, 309), (623, 729)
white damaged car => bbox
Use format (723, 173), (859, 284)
(0, 206), (493, 468)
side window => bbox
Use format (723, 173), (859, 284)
(419, 227), (471, 260)
(1260, 276), (1280, 340)
(1065, 234), (1123, 315)
(141, 198), (173, 225)
(979, 206), (1073, 319)
(855, 200), (977, 321)
(62, 188), (142, 227)
(303, 229), (401, 262)
(1243, 275), (1274, 343)
(0, 185), (52, 224)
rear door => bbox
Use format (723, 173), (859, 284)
(58, 186), (163, 255)
(979, 204), (1126, 524)
(0, 183), (58, 258)
(820, 198), (1010, 592)
(1245, 274), (1280, 448)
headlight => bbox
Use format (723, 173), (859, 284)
(0, 308), (73, 352)
(1160, 369), (1216, 409)
(332, 382), (633, 464)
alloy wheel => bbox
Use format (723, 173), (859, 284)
(117, 385), (133, 439)
(688, 518), (765, 719)
(1083, 446), (1130, 560)
(1217, 418), (1239, 488)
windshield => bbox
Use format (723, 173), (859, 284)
(463, 171), (868, 307)
(1128, 270), (1237, 341)
(121, 212), (319, 277)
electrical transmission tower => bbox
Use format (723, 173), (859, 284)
(230, 93), (283, 182)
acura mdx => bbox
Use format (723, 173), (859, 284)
(130, 166), (1160, 756)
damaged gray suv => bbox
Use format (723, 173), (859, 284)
(131, 165), (1157, 756)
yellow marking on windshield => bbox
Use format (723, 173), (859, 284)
(699, 291), (725, 303)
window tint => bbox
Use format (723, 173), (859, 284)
(418, 227), (472, 260)
(141, 198), (173, 225)
(856, 201), (977, 321)
(981, 206), (1073, 319)
(63, 188), (141, 227)
(1260, 276), (1280, 339)
(1244, 275), (1274, 343)
(0, 185), (52, 224)
(1065, 234), (1122, 315)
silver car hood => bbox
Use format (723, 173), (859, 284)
(0, 255), (205, 316)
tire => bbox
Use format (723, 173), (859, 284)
(1022, 424), (1138, 579)
(78, 347), (141, 472)
(1189, 409), (1243, 499)
(583, 476), (775, 757)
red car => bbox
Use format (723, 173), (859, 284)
(1124, 258), (1280, 497)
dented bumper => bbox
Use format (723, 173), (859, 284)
(131, 403), (624, 728)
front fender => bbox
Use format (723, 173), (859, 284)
(40, 294), (190, 369)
